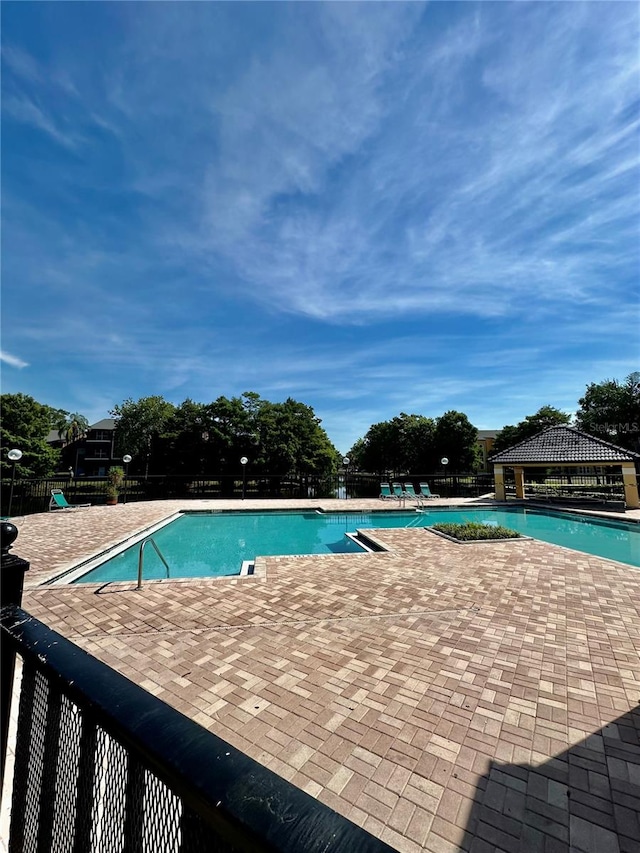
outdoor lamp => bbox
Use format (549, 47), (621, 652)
(7, 449), (23, 517)
(240, 457), (248, 500)
(123, 455), (132, 504)
(441, 457), (449, 486)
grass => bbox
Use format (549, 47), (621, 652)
(432, 521), (522, 541)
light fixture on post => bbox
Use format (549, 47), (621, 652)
(122, 455), (132, 504)
(441, 456), (449, 493)
(342, 457), (350, 500)
(240, 457), (248, 500)
(7, 449), (23, 518)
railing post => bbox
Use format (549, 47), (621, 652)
(1, 521), (30, 787)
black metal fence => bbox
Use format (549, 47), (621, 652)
(0, 525), (394, 853)
(1, 475), (96, 517)
(1, 472), (495, 516)
(0, 473), (345, 516)
(404, 474), (494, 499)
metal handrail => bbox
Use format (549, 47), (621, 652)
(137, 537), (171, 589)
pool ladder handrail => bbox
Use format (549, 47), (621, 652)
(137, 537), (171, 589)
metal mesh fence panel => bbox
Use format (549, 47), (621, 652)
(90, 731), (128, 853)
(10, 666), (49, 853)
(5, 670), (250, 853)
(8, 675), (189, 853)
(9, 662), (36, 853)
(141, 769), (182, 853)
(50, 695), (82, 853)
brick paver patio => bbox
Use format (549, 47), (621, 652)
(3, 499), (639, 852)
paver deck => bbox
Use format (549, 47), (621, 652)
(2, 499), (639, 852)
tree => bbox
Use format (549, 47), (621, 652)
(110, 396), (176, 477)
(395, 414), (437, 472)
(575, 372), (640, 452)
(148, 392), (339, 477)
(348, 411), (478, 475)
(255, 398), (339, 475)
(491, 406), (571, 455)
(348, 417), (406, 475)
(434, 410), (478, 472)
(208, 393), (259, 472)
(58, 412), (90, 445)
(159, 393), (261, 475)
(0, 393), (61, 478)
(159, 399), (211, 475)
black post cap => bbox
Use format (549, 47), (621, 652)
(1, 522), (18, 556)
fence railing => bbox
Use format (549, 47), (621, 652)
(502, 471), (625, 504)
(0, 524), (393, 853)
(405, 474), (494, 499)
(1, 472), (495, 516)
(0, 474), (339, 515)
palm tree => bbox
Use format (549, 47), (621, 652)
(58, 413), (89, 445)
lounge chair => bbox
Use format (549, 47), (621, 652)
(49, 489), (91, 511)
(392, 483), (409, 501)
(379, 483), (399, 501)
(403, 483), (425, 505)
(418, 482), (440, 500)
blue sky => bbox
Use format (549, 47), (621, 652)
(2, 1), (638, 453)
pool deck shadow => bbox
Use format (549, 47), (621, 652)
(4, 498), (640, 852)
(458, 705), (640, 852)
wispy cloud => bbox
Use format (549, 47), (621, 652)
(2, 93), (82, 149)
(177, 2), (638, 323)
(1, 44), (42, 84)
(1, 43), (88, 149)
(7, 2), (634, 324)
(1, 351), (29, 369)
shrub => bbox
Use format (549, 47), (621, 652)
(105, 466), (125, 501)
(432, 521), (521, 541)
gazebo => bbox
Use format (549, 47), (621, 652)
(489, 425), (640, 508)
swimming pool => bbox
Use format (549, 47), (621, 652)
(67, 506), (639, 584)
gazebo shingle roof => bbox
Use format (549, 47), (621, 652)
(488, 425), (640, 465)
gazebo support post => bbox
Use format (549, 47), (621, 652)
(621, 462), (639, 508)
(514, 467), (525, 500)
(494, 465), (506, 501)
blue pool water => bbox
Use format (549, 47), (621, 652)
(71, 507), (639, 584)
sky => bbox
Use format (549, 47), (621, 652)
(1, 1), (638, 454)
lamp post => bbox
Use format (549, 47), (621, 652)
(7, 449), (22, 518)
(441, 457), (449, 494)
(122, 455), (132, 504)
(342, 457), (350, 500)
(240, 457), (248, 500)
